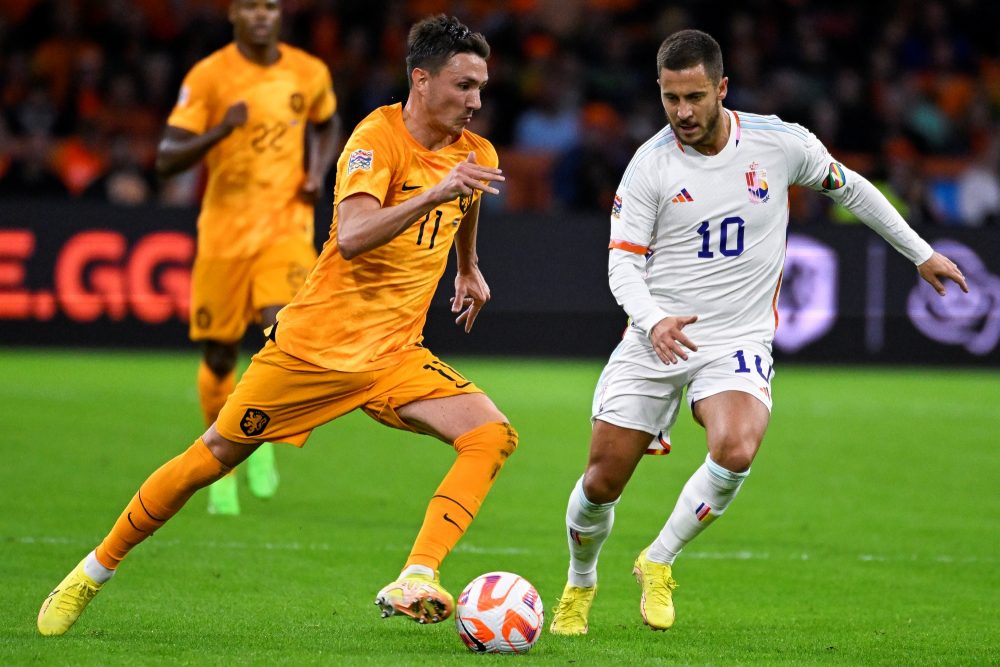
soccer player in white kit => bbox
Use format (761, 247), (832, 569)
(549, 29), (968, 635)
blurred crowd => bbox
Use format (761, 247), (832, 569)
(1, 0), (999, 226)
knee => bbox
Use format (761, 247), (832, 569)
(704, 402), (767, 473)
(505, 423), (519, 455)
(203, 342), (238, 377)
(581, 468), (624, 505)
(492, 422), (518, 461)
(201, 428), (253, 468)
(713, 451), (753, 473)
(456, 421), (518, 461)
(709, 434), (758, 472)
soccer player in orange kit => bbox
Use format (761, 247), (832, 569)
(156, 0), (341, 515)
(39, 14), (516, 636)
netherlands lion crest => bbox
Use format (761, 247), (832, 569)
(240, 408), (270, 436)
(458, 193), (472, 213)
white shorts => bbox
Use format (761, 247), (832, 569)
(591, 332), (775, 454)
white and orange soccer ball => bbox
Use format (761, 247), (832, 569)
(454, 571), (544, 654)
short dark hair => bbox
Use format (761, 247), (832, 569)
(406, 15), (490, 86)
(656, 29), (724, 82)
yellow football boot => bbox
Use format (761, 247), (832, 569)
(632, 548), (678, 630)
(549, 583), (597, 635)
(375, 572), (454, 624)
(37, 557), (105, 636)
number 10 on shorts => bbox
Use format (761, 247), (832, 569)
(733, 350), (773, 383)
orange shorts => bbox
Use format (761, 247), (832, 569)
(215, 340), (483, 446)
(189, 237), (316, 343)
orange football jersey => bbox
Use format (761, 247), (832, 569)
(167, 43), (336, 259)
(275, 103), (499, 371)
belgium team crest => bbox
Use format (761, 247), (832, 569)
(745, 161), (770, 203)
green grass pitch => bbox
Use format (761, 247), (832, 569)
(2, 349), (997, 665)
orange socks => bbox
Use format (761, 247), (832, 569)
(197, 361), (234, 427)
(95, 438), (230, 569)
(406, 422), (518, 571)
(93, 421), (518, 572)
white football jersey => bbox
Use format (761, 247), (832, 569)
(609, 109), (931, 348)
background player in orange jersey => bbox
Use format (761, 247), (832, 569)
(39, 15), (517, 636)
(155, 0), (341, 515)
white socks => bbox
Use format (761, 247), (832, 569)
(565, 476), (618, 588)
(83, 550), (115, 584)
(400, 564), (435, 579)
(647, 455), (749, 564)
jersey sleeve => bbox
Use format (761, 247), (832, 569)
(307, 61), (337, 124)
(606, 150), (670, 335)
(785, 122), (857, 195)
(165, 61), (214, 135)
(334, 120), (397, 206)
(609, 152), (659, 254)
(786, 122), (933, 265)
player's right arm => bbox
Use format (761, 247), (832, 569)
(337, 152), (503, 260)
(609, 248), (698, 363)
(156, 102), (247, 179)
(608, 152), (697, 364)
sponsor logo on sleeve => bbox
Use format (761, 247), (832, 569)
(347, 149), (374, 174)
(611, 194), (623, 218)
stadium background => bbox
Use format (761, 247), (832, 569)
(1, 0), (998, 364)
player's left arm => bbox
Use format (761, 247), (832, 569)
(451, 196), (489, 333)
(823, 168), (968, 295)
(793, 129), (968, 296)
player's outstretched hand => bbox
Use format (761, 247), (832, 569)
(649, 315), (699, 365)
(918, 251), (969, 296)
(298, 173), (322, 205)
(451, 267), (491, 333)
(222, 101), (248, 132)
(431, 152), (504, 204)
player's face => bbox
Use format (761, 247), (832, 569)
(419, 53), (489, 137)
(230, 0), (281, 48)
(659, 64), (728, 153)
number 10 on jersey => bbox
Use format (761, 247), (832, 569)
(697, 216), (746, 258)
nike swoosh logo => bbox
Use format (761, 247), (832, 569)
(443, 512), (462, 530)
(127, 512), (147, 533)
(457, 617), (489, 651)
(401, 182), (422, 191)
